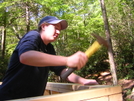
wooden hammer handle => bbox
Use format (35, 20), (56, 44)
(61, 41), (101, 80)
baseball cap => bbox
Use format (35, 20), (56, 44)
(38, 16), (68, 30)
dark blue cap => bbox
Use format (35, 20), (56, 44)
(38, 16), (68, 30)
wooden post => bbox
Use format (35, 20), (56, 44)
(99, 0), (118, 85)
(131, 87), (134, 100)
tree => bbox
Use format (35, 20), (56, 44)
(104, 0), (134, 80)
(99, 0), (117, 85)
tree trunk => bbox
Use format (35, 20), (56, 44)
(26, 4), (30, 32)
(99, 0), (117, 85)
(1, 10), (7, 59)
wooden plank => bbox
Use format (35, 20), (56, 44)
(131, 87), (134, 100)
(81, 96), (108, 101)
(44, 90), (60, 95)
(109, 93), (123, 101)
(12, 85), (122, 101)
(46, 82), (111, 93)
(50, 91), (60, 94)
(44, 90), (50, 95)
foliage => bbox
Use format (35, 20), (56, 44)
(105, 0), (134, 79)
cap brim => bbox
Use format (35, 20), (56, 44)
(49, 20), (68, 30)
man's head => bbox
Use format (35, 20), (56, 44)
(38, 16), (68, 44)
(38, 16), (68, 31)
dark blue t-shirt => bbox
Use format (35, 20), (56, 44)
(0, 31), (66, 100)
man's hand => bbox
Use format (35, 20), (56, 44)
(66, 51), (88, 70)
(80, 79), (99, 85)
(61, 70), (99, 85)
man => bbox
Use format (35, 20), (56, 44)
(0, 16), (98, 100)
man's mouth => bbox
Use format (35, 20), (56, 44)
(54, 34), (58, 38)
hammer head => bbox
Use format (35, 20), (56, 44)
(92, 34), (108, 48)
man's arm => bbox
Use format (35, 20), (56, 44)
(61, 68), (98, 85)
(20, 50), (67, 67)
(20, 50), (87, 69)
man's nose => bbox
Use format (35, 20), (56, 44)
(56, 30), (60, 34)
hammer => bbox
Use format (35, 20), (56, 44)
(61, 34), (108, 80)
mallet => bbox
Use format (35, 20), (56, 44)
(61, 34), (108, 80)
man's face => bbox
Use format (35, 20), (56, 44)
(41, 23), (61, 43)
(52, 23), (61, 39)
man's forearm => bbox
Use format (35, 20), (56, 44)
(20, 50), (67, 67)
(61, 68), (85, 84)
(61, 69), (99, 85)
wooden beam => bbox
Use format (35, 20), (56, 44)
(45, 82), (111, 93)
(12, 85), (122, 101)
(131, 87), (134, 100)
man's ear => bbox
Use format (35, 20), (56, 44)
(41, 23), (46, 30)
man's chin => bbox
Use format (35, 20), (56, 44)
(51, 38), (57, 42)
(54, 36), (58, 40)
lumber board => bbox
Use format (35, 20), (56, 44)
(131, 87), (134, 100)
(44, 90), (60, 95)
(109, 93), (123, 101)
(45, 82), (111, 93)
(11, 85), (123, 101)
(81, 96), (108, 101)
(44, 90), (50, 95)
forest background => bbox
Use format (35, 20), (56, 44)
(0, 0), (133, 91)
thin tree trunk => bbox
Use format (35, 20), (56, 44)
(99, 0), (117, 85)
(26, 4), (30, 32)
(1, 10), (7, 59)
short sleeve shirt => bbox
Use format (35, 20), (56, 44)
(0, 30), (66, 100)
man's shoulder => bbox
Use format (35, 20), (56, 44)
(21, 30), (41, 41)
(25, 30), (40, 37)
(19, 30), (41, 44)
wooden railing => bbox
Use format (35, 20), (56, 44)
(44, 82), (112, 95)
(5, 82), (123, 101)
